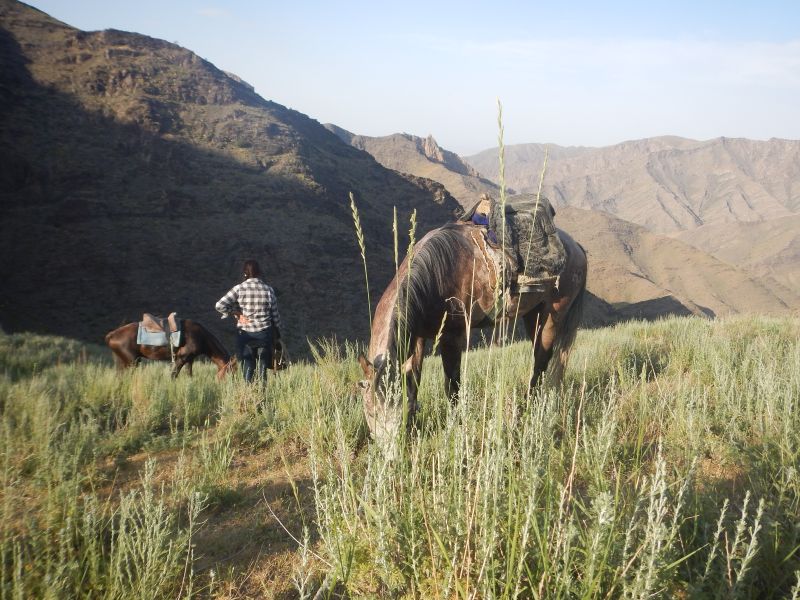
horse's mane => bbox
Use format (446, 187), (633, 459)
(388, 223), (471, 356)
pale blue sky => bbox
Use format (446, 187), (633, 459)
(27, 1), (800, 155)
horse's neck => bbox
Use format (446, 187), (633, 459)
(201, 329), (231, 366)
(376, 296), (421, 368)
(369, 288), (397, 361)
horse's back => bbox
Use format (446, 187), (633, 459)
(105, 322), (136, 347)
(558, 228), (585, 262)
(557, 229), (587, 291)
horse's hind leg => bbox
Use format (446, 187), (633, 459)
(110, 350), (127, 370)
(524, 310), (553, 392)
(109, 344), (136, 371)
(440, 332), (467, 403)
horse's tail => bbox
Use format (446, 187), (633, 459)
(546, 278), (585, 386)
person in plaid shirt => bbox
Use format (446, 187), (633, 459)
(215, 259), (282, 384)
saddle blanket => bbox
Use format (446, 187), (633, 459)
(136, 327), (182, 347)
(136, 312), (182, 347)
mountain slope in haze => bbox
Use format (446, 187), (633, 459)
(0, 0), (460, 350)
(554, 207), (799, 321)
(467, 137), (800, 235)
(333, 123), (800, 319)
(674, 216), (800, 300)
(467, 137), (800, 301)
(326, 125), (499, 208)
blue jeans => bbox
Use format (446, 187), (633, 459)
(236, 328), (273, 384)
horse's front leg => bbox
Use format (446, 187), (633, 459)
(171, 355), (189, 379)
(440, 332), (467, 403)
(403, 337), (426, 426)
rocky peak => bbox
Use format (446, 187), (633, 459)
(421, 135), (445, 163)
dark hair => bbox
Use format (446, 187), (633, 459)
(242, 259), (262, 279)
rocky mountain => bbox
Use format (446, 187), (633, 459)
(467, 137), (800, 303)
(3, 0), (795, 349)
(467, 137), (800, 234)
(554, 207), (799, 321)
(0, 0), (460, 351)
(325, 125), (499, 208)
(673, 216), (800, 299)
(333, 127), (800, 320)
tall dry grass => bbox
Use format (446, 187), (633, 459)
(1, 315), (799, 598)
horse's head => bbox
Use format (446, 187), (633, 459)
(357, 352), (384, 408)
(359, 351), (404, 413)
(358, 352), (406, 449)
(358, 354), (416, 448)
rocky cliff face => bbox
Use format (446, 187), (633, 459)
(325, 126), (498, 208)
(421, 135), (445, 163)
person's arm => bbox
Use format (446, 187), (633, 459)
(215, 287), (240, 318)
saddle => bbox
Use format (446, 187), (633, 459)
(461, 194), (565, 293)
(136, 312), (183, 347)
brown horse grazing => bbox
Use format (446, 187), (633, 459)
(105, 319), (234, 379)
(357, 221), (587, 443)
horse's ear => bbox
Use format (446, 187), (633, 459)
(357, 353), (372, 377)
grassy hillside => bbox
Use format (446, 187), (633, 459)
(1, 315), (799, 598)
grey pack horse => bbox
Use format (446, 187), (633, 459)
(358, 220), (587, 443)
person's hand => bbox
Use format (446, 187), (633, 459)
(236, 314), (251, 326)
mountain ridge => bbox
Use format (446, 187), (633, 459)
(465, 136), (800, 305)
(466, 136), (800, 233)
(325, 124), (499, 207)
(333, 129), (800, 319)
(2, 0), (797, 350)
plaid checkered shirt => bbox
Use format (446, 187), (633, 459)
(215, 278), (282, 333)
